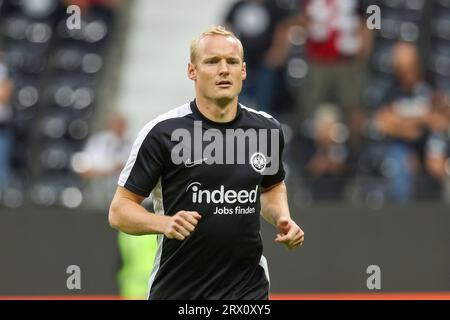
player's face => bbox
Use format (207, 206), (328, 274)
(188, 35), (246, 103)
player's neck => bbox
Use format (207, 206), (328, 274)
(195, 96), (238, 123)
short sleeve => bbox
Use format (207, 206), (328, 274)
(261, 124), (286, 189)
(118, 124), (166, 197)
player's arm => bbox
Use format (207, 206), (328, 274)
(109, 186), (201, 239)
(260, 181), (304, 249)
(260, 181), (290, 226)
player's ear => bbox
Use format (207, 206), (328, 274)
(241, 61), (247, 80)
(188, 62), (196, 80)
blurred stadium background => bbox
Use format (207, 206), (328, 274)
(0, 0), (449, 299)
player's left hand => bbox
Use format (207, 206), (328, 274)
(275, 217), (304, 250)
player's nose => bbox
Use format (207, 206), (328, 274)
(218, 60), (229, 75)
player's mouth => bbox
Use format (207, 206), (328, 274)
(216, 80), (232, 88)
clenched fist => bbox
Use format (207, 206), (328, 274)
(275, 217), (304, 250)
(163, 210), (202, 240)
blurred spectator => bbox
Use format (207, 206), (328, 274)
(424, 91), (450, 203)
(303, 102), (349, 199)
(225, 0), (295, 112)
(78, 114), (131, 209)
(373, 42), (433, 204)
(0, 54), (13, 189)
(306, 103), (348, 175)
(295, 0), (373, 150)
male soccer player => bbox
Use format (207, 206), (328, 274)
(109, 25), (304, 300)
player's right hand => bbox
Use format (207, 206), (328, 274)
(163, 210), (202, 240)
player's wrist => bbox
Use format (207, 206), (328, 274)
(152, 214), (170, 235)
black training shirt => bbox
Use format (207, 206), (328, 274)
(118, 100), (285, 300)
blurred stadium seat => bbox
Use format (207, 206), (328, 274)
(0, 0), (116, 208)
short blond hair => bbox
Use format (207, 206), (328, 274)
(190, 25), (244, 64)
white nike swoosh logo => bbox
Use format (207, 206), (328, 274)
(184, 158), (208, 167)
